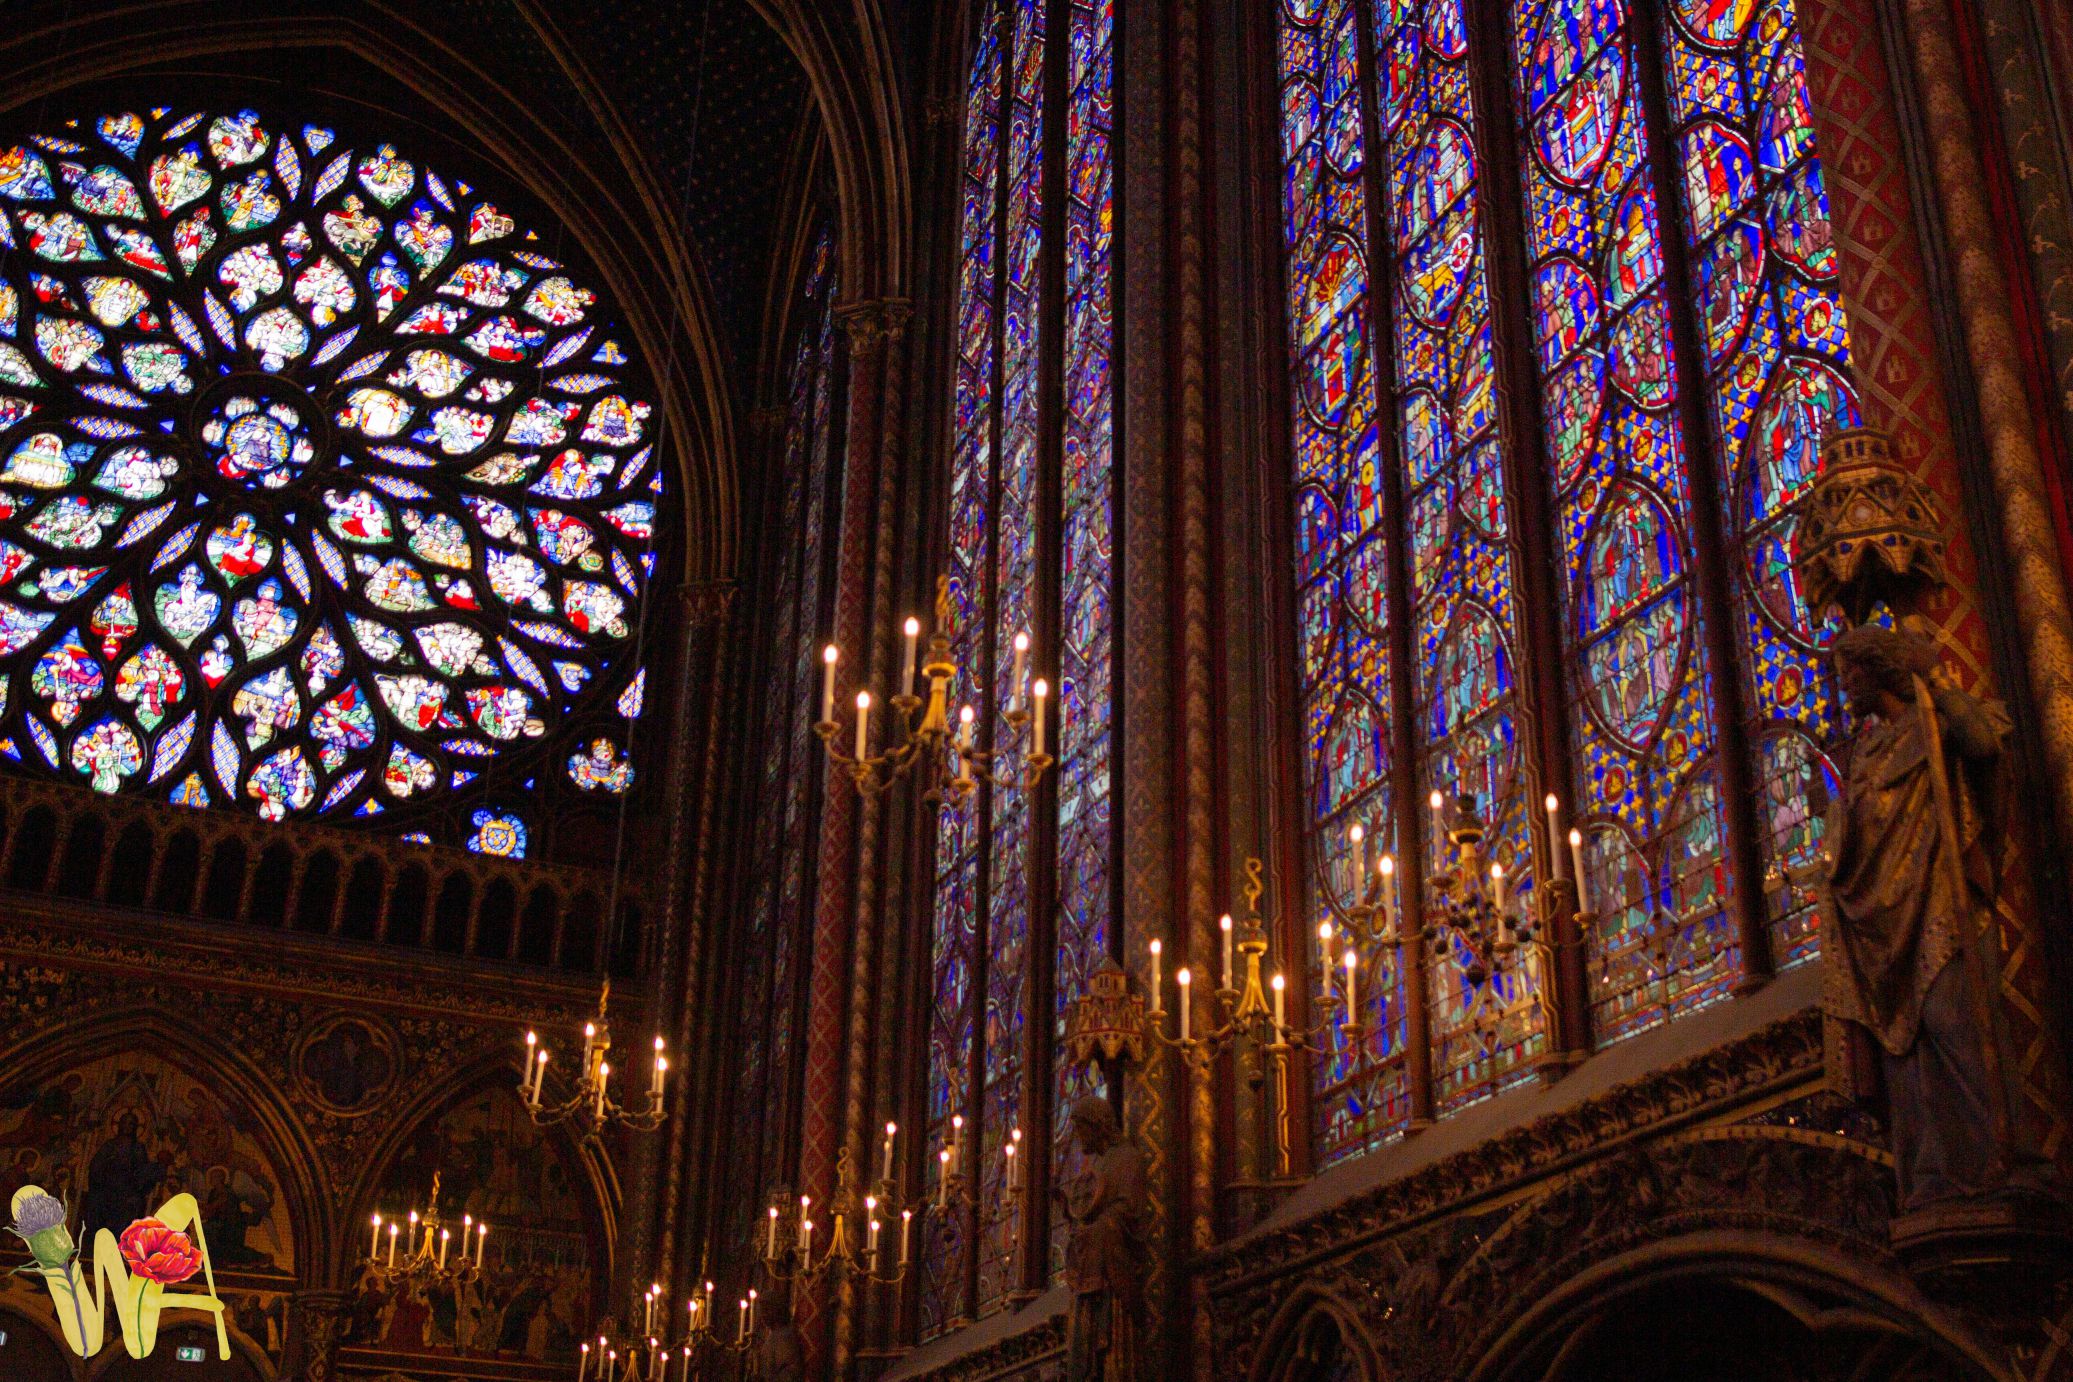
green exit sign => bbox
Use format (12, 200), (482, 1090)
(176, 1345), (207, 1362)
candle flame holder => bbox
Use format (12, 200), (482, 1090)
(519, 980), (669, 1143)
(360, 1171), (488, 1292)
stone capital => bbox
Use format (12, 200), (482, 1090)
(833, 297), (914, 350)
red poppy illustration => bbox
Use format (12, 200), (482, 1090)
(118, 1218), (202, 1285)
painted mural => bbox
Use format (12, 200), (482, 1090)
(0, 1048), (295, 1277)
(342, 1089), (590, 1367)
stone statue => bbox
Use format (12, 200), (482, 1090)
(1058, 1096), (1147, 1382)
(1820, 624), (2057, 1212)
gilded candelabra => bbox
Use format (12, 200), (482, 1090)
(761, 1144), (921, 1288)
(815, 577), (1054, 800)
(361, 1172), (488, 1290)
(518, 980), (670, 1141)
(577, 1280), (753, 1382)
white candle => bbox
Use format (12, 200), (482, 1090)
(1429, 789), (1445, 870)
(1545, 794), (1566, 881)
(581, 1021), (597, 1069)
(1343, 949), (1358, 1022)
(438, 1228), (449, 1268)
(1177, 968), (1192, 1044)
(594, 1063), (610, 1120)
(1569, 828), (1589, 911)
(681, 1347), (692, 1382)
(801, 1216), (813, 1261)
(1318, 922), (1336, 1005)
(524, 1030), (537, 1098)
(651, 1042), (667, 1104)
(900, 1208), (913, 1265)
(959, 704), (976, 750)
(1379, 855), (1396, 938)
(1491, 862), (1506, 914)
(1351, 823), (1366, 898)
(1219, 914), (1233, 990)
(370, 1214), (382, 1261)
(1005, 1142), (1017, 1192)
(882, 1122), (898, 1184)
(606, 1351), (616, 1382)
(1148, 939), (1163, 1014)
(747, 1290), (758, 1335)
(737, 1299), (747, 1344)
(644, 1287), (654, 1334)
(822, 644), (839, 723)
(579, 1343), (591, 1382)
(950, 1115), (963, 1159)
(1031, 678), (1048, 757)
(938, 1149), (952, 1208)
(1009, 631), (1029, 712)
(533, 1050), (548, 1106)
(1272, 973), (1286, 1030)
(476, 1222), (486, 1268)
(387, 1222), (398, 1267)
(855, 690), (871, 759)
(902, 617), (920, 699)
(867, 1212), (881, 1268)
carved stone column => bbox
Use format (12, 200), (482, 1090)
(797, 297), (893, 1372)
(655, 577), (739, 1297)
(832, 298), (911, 1381)
(285, 1289), (347, 1382)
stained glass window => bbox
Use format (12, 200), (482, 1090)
(0, 108), (660, 847)
(923, 0), (1116, 1337)
(732, 226), (840, 1268)
(1274, 0), (1853, 1159)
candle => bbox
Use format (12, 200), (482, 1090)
(767, 1204), (780, 1258)
(1004, 1141), (1017, 1192)
(651, 1036), (667, 1102)
(370, 1214), (382, 1261)
(1148, 939), (1163, 1015)
(594, 1063), (610, 1120)
(1177, 968), (1192, 1043)
(867, 1210), (881, 1268)
(1350, 823), (1366, 899)
(902, 616), (920, 699)
(737, 1299), (747, 1344)
(476, 1222), (486, 1268)
(533, 1050), (548, 1106)
(387, 1222), (398, 1267)
(1219, 914), (1233, 991)
(748, 1290), (758, 1335)
(1569, 828), (1589, 911)
(956, 704), (976, 781)
(1429, 789), (1445, 870)
(938, 1149), (952, 1208)
(821, 644), (839, 723)
(408, 1211), (419, 1258)
(1318, 921), (1336, 1005)
(900, 1208), (913, 1265)
(950, 1114), (963, 1160)
(882, 1121), (898, 1184)
(438, 1227), (449, 1268)
(1378, 855), (1396, 938)
(1009, 631), (1029, 712)
(1491, 862), (1506, 914)
(580, 1342), (591, 1382)
(681, 1347), (692, 1382)
(1343, 949), (1358, 1022)
(582, 1021), (597, 1070)
(1272, 972), (1286, 1030)
(644, 1286), (654, 1334)
(606, 1351), (616, 1382)
(801, 1216), (813, 1261)
(524, 1030), (537, 1099)
(1545, 794), (1566, 881)
(855, 690), (871, 759)
(1031, 677), (1048, 757)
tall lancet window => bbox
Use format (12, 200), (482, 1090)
(1274, 0), (1854, 1164)
(733, 226), (840, 1267)
(923, 0), (1116, 1337)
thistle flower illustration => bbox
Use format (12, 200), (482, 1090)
(9, 1186), (89, 1348)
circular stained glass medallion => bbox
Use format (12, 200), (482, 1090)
(0, 107), (660, 823)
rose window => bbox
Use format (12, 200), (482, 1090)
(0, 108), (659, 829)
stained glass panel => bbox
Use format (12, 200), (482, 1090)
(0, 108), (660, 838)
(1376, 0), (1547, 1117)
(1661, 0), (1854, 971)
(1277, 0), (1410, 1164)
(1052, 0), (1116, 1280)
(923, 9), (1004, 1338)
(1509, 0), (1741, 1043)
